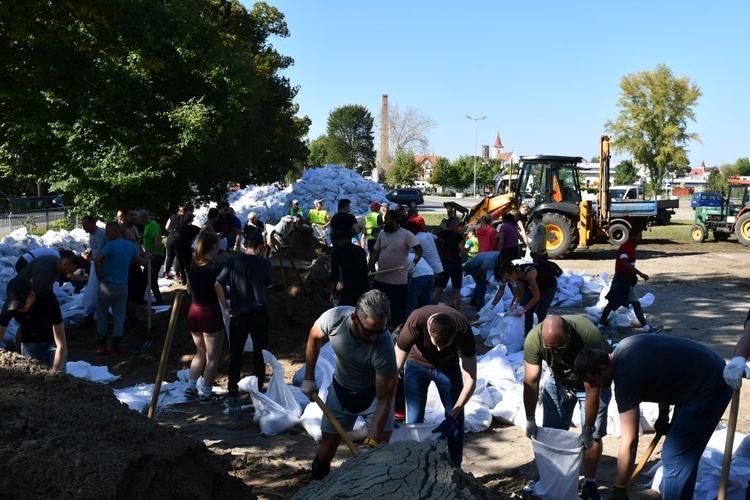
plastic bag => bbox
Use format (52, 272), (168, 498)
(501, 313), (525, 353)
(531, 427), (583, 499)
(263, 350), (301, 418)
(243, 376), (300, 436)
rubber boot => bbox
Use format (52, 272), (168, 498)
(311, 455), (330, 481)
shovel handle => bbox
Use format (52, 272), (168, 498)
(312, 392), (359, 455)
(628, 432), (663, 488)
(718, 388), (740, 500)
(368, 265), (406, 278)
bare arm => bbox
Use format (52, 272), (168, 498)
(583, 381), (602, 428)
(411, 244), (423, 264)
(214, 281), (232, 317)
(304, 322), (326, 382)
(367, 248), (381, 272)
(522, 271), (542, 313)
(395, 346), (409, 373)
(523, 361), (542, 417)
(94, 253), (105, 278)
(491, 284), (507, 307)
(370, 372), (398, 443)
(619, 256), (649, 281)
(51, 323), (67, 372)
(450, 356), (477, 418)
(732, 318), (750, 358)
(511, 280), (526, 309)
(615, 408), (640, 487)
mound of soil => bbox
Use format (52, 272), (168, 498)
(0, 350), (255, 500)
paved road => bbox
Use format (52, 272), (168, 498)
(419, 195), (483, 215)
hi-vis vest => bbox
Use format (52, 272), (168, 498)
(309, 209), (328, 225)
(365, 211), (380, 240)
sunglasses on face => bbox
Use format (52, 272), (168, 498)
(354, 314), (385, 337)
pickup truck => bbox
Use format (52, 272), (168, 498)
(609, 185), (678, 225)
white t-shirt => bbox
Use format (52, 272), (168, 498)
(415, 232), (443, 274)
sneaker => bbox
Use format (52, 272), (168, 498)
(580, 480), (601, 500)
(198, 392), (220, 404)
(522, 478), (539, 494)
(643, 324), (663, 333)
(184, 387), (199, 400)
(394, 410), (406, 420)
(97, 344), (109, 355)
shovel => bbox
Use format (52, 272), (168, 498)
(136, 260), (153, 353)
(718, 388), (741, 500)
(312, 392), (359, 455)
(368, 265), (407, 278)
(628, 432), (663, 488)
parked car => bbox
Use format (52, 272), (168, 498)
(691, 191), (723, 209)
(385, 188), (424, 208)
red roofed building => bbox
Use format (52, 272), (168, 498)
(413, 155), (441, 186)
(491, 132), (519, 168)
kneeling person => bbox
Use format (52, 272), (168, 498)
(301, 290), (397, 480)
(395, 305), (477, 468)
(524, 315), (612, 500)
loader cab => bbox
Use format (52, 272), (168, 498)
(516, 155), (583, 214)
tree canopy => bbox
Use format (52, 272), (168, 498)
(325, 104), (376, 175)
(614, 159), (637, 185)
(0, 0), (309, 220)
(386, 151), (419, 187)
(605, 64), (701, 193)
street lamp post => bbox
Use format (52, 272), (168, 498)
(466, 115), (487, 198)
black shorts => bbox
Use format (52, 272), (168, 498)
(435, 261), (463, 289)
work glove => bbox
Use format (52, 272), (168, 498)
(525, 417), (538, 439)
(300, 379), (319, 402)
(329, 294), (339, 307)
(723, 356), (750, 389)
(406, 261), (416, 274)
(432, 415), (456, 439)
(359, 437), (378, 454)
(579, 425), (594, 449)
(611, 484), (629, 500)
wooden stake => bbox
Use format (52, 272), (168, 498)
(718, 388), (740, 500)
(147, 291), (184, 419)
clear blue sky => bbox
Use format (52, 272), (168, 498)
(260, 0), (749, 167)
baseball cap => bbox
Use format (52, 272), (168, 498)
(370, 201), (381, 211)
(314, 198), (323, 204)
(5, 276), (32, 312)
(292, 199), (299, 205)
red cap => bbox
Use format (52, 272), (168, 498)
(370, 202), (382, 211)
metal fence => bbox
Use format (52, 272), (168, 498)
(0, 207), (70, 237)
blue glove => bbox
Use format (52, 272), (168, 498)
(432, 415), (456, 439)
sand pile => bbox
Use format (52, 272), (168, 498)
(0, 350), (255, 500)
(291, 440), (492, 500)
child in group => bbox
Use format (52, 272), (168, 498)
(464, 229), (479, 263)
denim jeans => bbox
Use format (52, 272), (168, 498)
(406, 274), (434, 318)
(471, 278), (488, 308)
(228, 307), (269, 394)
(97, 281), (128, 337)
(540, 375), (611, 439)
(660, 380), (731, 499)
(404, 360), (464, 467)
(21, 342), (64, 371)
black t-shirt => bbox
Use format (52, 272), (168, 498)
(0, 290), (62, 343)
(243, 220), (265, 240)
(188, 262), (221, 305)
(519, 263), (557, 290)
(330, 242), (370, 301)
(169, 214), (192, 239)
(215, 215), (235, 238)
(330, 212), (358, 237)
(436, 230), (464, 263)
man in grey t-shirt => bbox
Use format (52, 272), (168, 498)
(301, 290), (398, 481)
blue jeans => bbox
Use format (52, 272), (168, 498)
(404, 360), (464, 467)
(21, 342), (64, 371)
(471, 278), (487, 308)
(540, 375), (611, 439)
(406, 274), (434, 318)
(660, 380), (731, 500)
(97, 281), (128, 337)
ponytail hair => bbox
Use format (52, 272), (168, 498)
(193, 232), (219, 267)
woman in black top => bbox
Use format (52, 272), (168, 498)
(164, 205), (193, 285)
(184, 232), (224, 402)
(494, 259), (558, 335)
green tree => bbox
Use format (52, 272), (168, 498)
(614, 159), (637, 185)
(429, 157), (453, 187)
(452, 156), (475, 191)
(0, 0), (309, 220)
(706, 168), (727, 194)
(307, 135), (329, 168)
(386, 151), (419, 187)
(325, 104), (376, 175)
(735, 157), (750, 176)
(605, 64), (701, 193)
(475, 158), (503, 193)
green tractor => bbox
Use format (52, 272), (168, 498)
(690, 179), (750, 245)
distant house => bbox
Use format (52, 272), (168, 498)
(413, 155), (440, 187)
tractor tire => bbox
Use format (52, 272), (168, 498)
(608, 223), (630, 246)
(713, 231), (730, 242)
(735, 212), (750, 246)
(690, 224), (707, 243)
(542, 212), (577, 259)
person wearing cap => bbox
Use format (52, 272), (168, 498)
(307, 199), (330, 228)
(365, 202), (384, 252)
(0, 276), (68, 371)
(289, 199), (305, 223)
(137, 209), (165, 306)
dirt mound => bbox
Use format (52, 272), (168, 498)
(291, 440), (492, 500)
(0, 350), (255, 500)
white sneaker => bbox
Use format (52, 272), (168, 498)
(643, 324), (663, 333)
(522, 478), (539, 494)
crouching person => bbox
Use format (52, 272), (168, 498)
(395, 305), (477, 468)
(301, 290), (398, 480)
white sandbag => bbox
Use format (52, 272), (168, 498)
(464, 400), (492, 433)
(262, 350), (302, 418)
(390, 422), (438, 443)
(477, 344), (517, 384)
(66, 360), (120, 384)
(242, 375), (300, 436)
(531, 427), (584, 499)
(501, 314), (525, 353)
